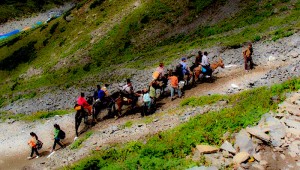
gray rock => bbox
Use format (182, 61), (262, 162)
(265, 116), (286, 146)
(220, 141), (236, 154)
(234, 129), (255, 154)
(233, 152), (250, 164)
(246, 127), (270, 142)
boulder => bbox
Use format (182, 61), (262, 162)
(220, 141), (236, 154)
(285, 119), (300, 130)
(265, 116), (286, 146)
(246, 127), (270, 142)
(196, 145), (219, 154)
(233, 152), (250, 164)
(234, 129), (255, 154)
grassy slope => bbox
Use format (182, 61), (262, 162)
(0, 0), (299, 109)
(0, 0), (74, 24)
(66, 78), (300, 169)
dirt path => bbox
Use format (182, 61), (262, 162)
(0, 59), (297, 169)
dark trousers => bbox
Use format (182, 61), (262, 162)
(244, 57), (253, 70)
(30, 147), (39, 157)
(53, 138), (63, 150)
(202, 65), (212, 76)
(129, 94), (138, 108)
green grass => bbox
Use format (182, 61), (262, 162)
(70, 131), (94, 150)
(64, 78), (300, 169)
(0, 0), (299, 110)
(180, 94), (228, 107)
(0, 109), (71, 122)
(124, 121), (133, 128)
(0, 0), (72, 24)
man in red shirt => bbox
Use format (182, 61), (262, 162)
(77, 93), (92, 115)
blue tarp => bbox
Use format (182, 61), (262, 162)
(0, 30), (20, 40)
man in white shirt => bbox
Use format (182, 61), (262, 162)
(201, 51), (212, 76)
(122, 79), (137, 108)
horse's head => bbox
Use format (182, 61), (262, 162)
(217, 58), (225, 68)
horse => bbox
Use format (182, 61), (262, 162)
(74, 96), (93, 137)
(153, 75), (168, 97)
(92, 96), (116, 123)
(111, 91), (144, 117)
(193, 58), (225, 82)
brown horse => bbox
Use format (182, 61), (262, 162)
(193, 58), (225, 82)
(112, 91), (143, 117)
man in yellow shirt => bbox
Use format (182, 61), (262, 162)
(243, 43), (254, 70)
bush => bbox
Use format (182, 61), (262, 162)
(49, 22), (59, 34)
(90, 0), (105, 9)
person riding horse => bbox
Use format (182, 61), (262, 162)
(201, 51), (212, 77)
(122, 79), (139, 109)
(77, 92), (92, 116)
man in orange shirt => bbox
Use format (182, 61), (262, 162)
(168, 72), (182, 101)
(77, 93), (92, 115)
(243, 43), (254, 70)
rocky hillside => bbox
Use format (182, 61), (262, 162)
(0, 0), (299, 116)
(0, 0), (75, 24)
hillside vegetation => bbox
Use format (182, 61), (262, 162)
(0, 0), (74, 24)
(0, 0), (299, 108)
(66, 78), (300, 169)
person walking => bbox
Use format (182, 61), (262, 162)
(51, 124), (65, 153)
(27, 132), (40, 159)
(168, 72), (182, 101)
(243, 43), (254, 70)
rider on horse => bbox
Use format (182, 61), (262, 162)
(93, 85), (105, 101)
(77, 92), (92, 115)
(195, 51), (203, 66)
(122, 79), (138, 108)
(201, 51), (212, 77)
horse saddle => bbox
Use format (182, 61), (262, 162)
(202, 67), (207, 73)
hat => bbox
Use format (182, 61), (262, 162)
(181, 57), (186, 61)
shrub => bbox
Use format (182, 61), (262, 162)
(90, 0), (105, 9)
(49, 22), (59, 34)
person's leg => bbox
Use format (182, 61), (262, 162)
(244, 57), (248, 70)
(178, 88), (182, 98)
(170, 87), (175, 99)
(34, 148), (39, 156)
(249, 57), (254, 69)
(30, 147), (34, 157)
(52, 139), (57, 150)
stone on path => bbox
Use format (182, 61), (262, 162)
(220, 141), (236, 154)
(246, 127), (270, 142)
(233, 152), (250, 164)
(196, 145), (219, 154)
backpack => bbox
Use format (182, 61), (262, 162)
(58, 130), (66, 139)
(36, 140), (43, 150)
